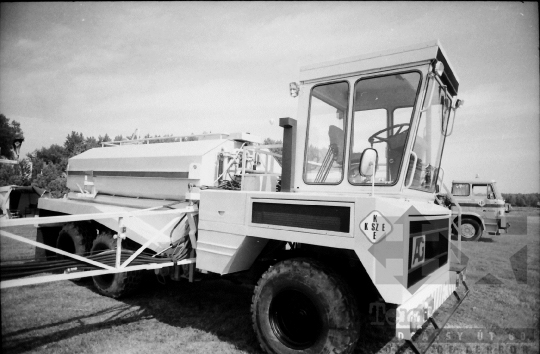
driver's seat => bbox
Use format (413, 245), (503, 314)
(314, 125), (344, 183)
(386, 130), (408, 181)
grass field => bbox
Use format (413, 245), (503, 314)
(1, 208), (539, 354)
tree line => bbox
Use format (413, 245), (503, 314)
(502, 193), (540, 208)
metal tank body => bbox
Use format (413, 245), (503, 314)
(67, 138), (241, 200)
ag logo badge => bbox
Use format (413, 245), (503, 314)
(410, 235), (426, 268)
(360, 210), (393, 244)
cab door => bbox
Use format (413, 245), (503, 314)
(472, 184), (497, 229)
(451, 182), (473, 213)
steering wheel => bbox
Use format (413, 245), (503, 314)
(368, 124), (410, 147)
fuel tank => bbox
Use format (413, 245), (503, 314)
(66, 134), (257, 200)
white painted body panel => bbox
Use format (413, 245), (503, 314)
(197, 189), (452, 306)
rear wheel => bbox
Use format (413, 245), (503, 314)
(56, 223), (91, 281)
(56, 223), (88, 257)
(251, 258), (359, 354)
(460, 218), (482, 241)
(90, 233), (143, 298)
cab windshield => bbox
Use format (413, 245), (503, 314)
(405, 75), (453, 192)
(489, 183), (503, 200)
(348, 72), (422, 185)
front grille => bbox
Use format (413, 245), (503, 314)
(407, 218), (449, 288)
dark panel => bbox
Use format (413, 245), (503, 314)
(67, 170), (93, 176)
(408, 253), (448, 288)
(410, 218), (449, 236)
(68, 171), (189, 179)
(437, 49), (459, 96)
(252, 202), (350, 233)
(279, 118), (297, 192)
(407, 218), (449, 288)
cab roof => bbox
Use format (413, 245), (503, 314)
(300, 40), (459, 96)
(453, 180), (497, 184)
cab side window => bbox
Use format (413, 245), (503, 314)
(303, 81), (349, 184)
(452, 183), (470, 196)
(472, 185), (487, 198)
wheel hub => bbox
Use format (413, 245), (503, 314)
(269, 288), (322, 349)
(461, 223), (475, 238)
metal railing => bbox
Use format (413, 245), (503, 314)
(436, 169), (462, 264)
(240, 144), (282, 192)
(0, 205), (198, 289)
(101, 133), (229, 147)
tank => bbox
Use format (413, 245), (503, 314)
(66, 133), (268, 201)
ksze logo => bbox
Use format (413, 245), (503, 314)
(360, 210), (393, 244)
(410, 235), (426, 268)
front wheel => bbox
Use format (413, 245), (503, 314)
(251, 258), (359, 354)
(459, 218), (482, 241)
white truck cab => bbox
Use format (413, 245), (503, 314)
(449, 179), (510, 241)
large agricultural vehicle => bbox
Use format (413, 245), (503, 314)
(1, 40), (469, 354)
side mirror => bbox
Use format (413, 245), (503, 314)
(505, 203), (511, 213)
(359, 148), (378, 177)
(435, 184), (440, 194)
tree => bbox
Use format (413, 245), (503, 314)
(263, 138), (283, 166)
(98, 134), (111, 145)
(32, 163), (69, 198)
(0, 114), (24, 160)
(27, 144), (68, 181)
(515, 194), (526, 207)
(64, 131), (86, 157)
(85, 136), (99, 150)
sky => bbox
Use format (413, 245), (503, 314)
(0, 2), (538, 193)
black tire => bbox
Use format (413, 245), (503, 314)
(251, 258), (359, 354)
(459, 218), (482, 241)
(57, 223), (88, 257)
(90, 233), (143, 298)
(57, 223), (92, 281)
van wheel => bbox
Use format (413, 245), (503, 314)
(460, 218), (482, 241)
(251, 258), (359, 354)
(90, 233), (143, 298)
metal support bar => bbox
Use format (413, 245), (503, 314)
(0, 208), (190, 228)
(429, 317), (439, 330)
(121, 215), (184, 268)
(0, 258), (196, 289)
(187, 212), (198, 249)
(279, 117), (296, 192)
(0, 205), (200, 289)
(0, 230), (115, 271)
(441, 182), (463, 262)
(188, 249), (195, 282)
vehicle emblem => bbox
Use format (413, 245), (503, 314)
(360, 210), (393, 244)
